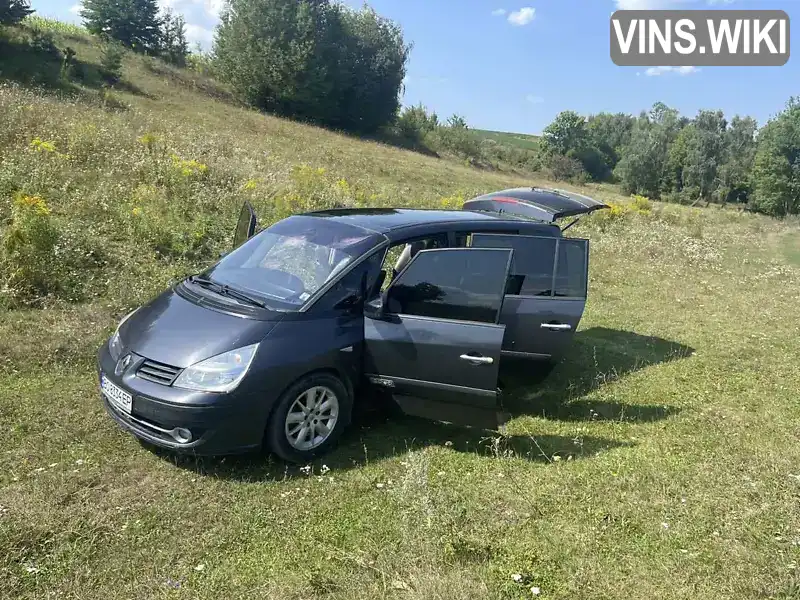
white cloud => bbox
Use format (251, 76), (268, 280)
(491, 8), (506, 16)
(526, 94), (544, 104)
(508, 7), (535, 26)
(185, 23), (214, 47)
(68, 3), (81, 14)
(644, 65), (700, 76)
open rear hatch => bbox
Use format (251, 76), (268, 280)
(462, 187), (608, 227)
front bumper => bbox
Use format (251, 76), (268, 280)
(97, 343), (266, 456)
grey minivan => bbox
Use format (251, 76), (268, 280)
(97, 188), (607, 462)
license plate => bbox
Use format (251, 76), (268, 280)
(101, 373), (132, 414)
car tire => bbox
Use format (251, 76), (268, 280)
(265, 372), (352, 463)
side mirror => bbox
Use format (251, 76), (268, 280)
(364, 294), (387, 319)
(334, 293), (363, 312)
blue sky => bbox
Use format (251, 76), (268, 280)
(36, 0), (799, 134)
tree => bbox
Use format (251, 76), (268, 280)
(81, 0), (161, 53)
(587, 112), (636, 175)
(542, 111), (588, 156)
(751, 98), (800, 217)
(682, 110), (727, 204)
(615, 103), (684, 198)
(542, 111), (608, 181)
(213, 0), (409, 134)
(0, 0), (33, 25)
(719, 116), (757, 204)
(160, 9), (188, 66)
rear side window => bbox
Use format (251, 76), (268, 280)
(386, 248), (512, 324)
(472, 234), (588, 298)
(555, 239), (588, 298)
(471, 234), (556, 296)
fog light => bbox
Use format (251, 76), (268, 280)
(171, 427), (193, 444)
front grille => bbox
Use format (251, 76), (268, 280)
(136, 359), (182, 385)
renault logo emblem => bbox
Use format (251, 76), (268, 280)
(115, 354), (132, 376)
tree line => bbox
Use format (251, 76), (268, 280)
(4, 0), (799, 217)
(536, 100), (800, 217)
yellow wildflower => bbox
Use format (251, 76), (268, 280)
(30, 137), (57, 153)
(14, 193), (51, 216)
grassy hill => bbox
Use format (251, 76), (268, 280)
(473, 129), (540, 151)
(2, 19), (800, 600)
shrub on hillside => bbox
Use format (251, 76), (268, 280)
(99, 40), (124, 85)
(213, 0), (410, 134)
(396, 104), (439, 142)
(425, 114), (481, 159)
(1, 193), (104, 306)
(545, 154), (588, 183)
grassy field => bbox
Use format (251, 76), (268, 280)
(472, 129), (540, 152)
(2, 20), (800, 600)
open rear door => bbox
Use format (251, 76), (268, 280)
(463, 187), (608, 224)
(471, 233), (589, 361)
(232, 201), (258, 249)
(364, 247), (513, 429)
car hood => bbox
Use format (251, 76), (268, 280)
(119, 288), (282, 368)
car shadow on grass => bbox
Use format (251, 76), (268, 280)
(153, 326), (691, 481)
(499, 326), (694, 423)
(151, 419), (633, 483)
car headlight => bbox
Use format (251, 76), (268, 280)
(173, 344), (259, 393)
(108, 308), (139, 362)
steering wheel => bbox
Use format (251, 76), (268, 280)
(258, 268), (307, 295)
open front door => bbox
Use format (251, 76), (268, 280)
(232, 201), (258, 249)
(364, 247), (513, 429)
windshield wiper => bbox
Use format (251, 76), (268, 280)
(187, 275), (267, 309)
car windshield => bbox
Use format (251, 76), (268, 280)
(200, 215), (382, 311)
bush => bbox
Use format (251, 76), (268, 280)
(546, 154), (588, 183)
(631, 194), (653, 213)
(214, 0), (410, 134)
(425, 115), (481, 159)
(1, 193), (104, 306)
(99, 41), (124, 85)
(396, 104), (438, 142)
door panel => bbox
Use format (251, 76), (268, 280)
(365, 315), (504, 404)
(363, 247), (512, 428)
(499, 296), (585, 360)
(364, 315), (506, 428)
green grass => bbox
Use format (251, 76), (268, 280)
(473, 129), (540, 151)
(2, 23), (800, 600)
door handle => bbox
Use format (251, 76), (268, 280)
(459, 354), (494, 365)
(541, 323), (572, 331)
